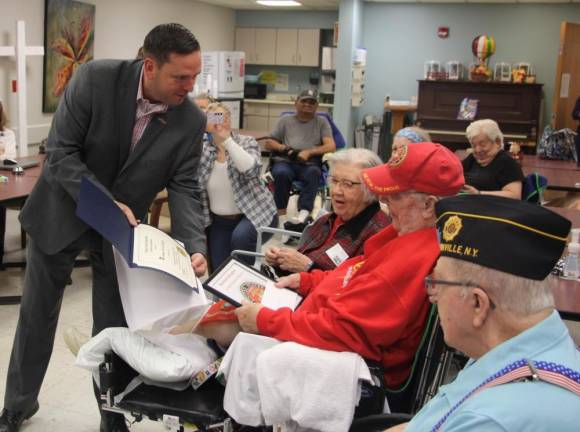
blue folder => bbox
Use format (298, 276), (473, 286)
(76, 176), (133, 263)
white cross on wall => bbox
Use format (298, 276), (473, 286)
(0, 20), (45, 157)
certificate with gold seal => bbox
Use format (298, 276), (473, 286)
(204, 257), (302, 310)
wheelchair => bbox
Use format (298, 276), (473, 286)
(261, 112), (346, 217)
(97, 305), (454, 432)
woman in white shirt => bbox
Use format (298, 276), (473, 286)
(0, 101), (17, 160)
(198, 102), (277, 270)
(0, 100), (17, 267)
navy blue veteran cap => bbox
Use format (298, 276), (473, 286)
(435, 195), (571, 280)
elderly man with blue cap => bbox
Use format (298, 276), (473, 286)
(388, 195), (580, 431)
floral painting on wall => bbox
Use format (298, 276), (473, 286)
(43, 0), (95, 113)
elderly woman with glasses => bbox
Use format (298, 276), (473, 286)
(264, 148), (390, 275)
(461, 119), (524, 199)
(235, 143), (464, 410)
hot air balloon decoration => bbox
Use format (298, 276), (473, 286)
(469, 35), (495, 82)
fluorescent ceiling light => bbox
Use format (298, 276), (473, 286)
(256, 1), (302, 6)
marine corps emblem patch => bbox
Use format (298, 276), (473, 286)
(388, 142), (408, 167)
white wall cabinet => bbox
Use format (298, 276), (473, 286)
(275, 29), (320, 66)
(234, 27), (276, 65)
(275, 29), (298, 66)
(296, 29), (320, 66)
(236, 28), (319, 67)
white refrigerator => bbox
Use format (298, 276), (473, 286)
(200, 51), (245, 99)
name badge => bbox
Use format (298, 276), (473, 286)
(325, 243), (349, 266)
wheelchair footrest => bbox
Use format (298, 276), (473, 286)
(118, 378), (227, 428)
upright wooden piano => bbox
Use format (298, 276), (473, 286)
(415, 80), (543, 150)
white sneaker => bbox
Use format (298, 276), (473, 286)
(63, 327), (90, 356)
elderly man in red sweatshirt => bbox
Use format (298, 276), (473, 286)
(235, 142), (464, 392)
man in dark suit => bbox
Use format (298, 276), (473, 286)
(0, 24), (207, 432)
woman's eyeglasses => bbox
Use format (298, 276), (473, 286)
(328, 176), (362, 191)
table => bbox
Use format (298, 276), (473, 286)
(384, 103), (417, 135)
(0, 157), (43, 204)
(0, 156), (44, 304)
(522, 166), (580, 192)
(547, 206), (580, 228)
(519, 155), (580, 192)
(519, 155), (578, 171)
(455, 150), (580, 192)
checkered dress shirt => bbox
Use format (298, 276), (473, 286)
(131, 68), (168, 150)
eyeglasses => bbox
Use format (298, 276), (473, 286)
(328, 175), (362, 191)
(424, 277), (496, 309)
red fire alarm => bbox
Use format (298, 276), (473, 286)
(11, 80), (17, 92)
(438, 27), (450, 39)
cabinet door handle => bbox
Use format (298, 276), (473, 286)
(298, 53), (301, 63)
(292, 54), (296, 64)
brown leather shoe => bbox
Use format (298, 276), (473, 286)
(0, 401), (39, 432)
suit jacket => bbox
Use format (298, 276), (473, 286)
(20, 59), (207, 255)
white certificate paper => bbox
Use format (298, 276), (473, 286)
(132, 223), (196, 289)
(205, 258), (302, 310)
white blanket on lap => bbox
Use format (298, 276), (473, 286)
(76, 327), (217, 384)
(219, 333), (373, 432)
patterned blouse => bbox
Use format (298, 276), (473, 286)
(198, 132), (277, 229)
(298, 202), (391, 271)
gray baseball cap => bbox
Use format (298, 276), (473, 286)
(297, 89), (318, 102)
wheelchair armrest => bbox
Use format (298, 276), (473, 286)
(98, 351), (125, 408)
(349, 413), (413, 432)
(231, 250), (265, 260)
(257, 226), (302, 239)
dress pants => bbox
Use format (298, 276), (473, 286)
(271, 161), (321, 212)
(3, 230), (129, 421)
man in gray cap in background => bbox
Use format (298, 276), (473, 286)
(265, 89), (336, 231)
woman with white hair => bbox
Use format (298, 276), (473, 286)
(265, 148), (390, 275)
(461, 119), (524, 199)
